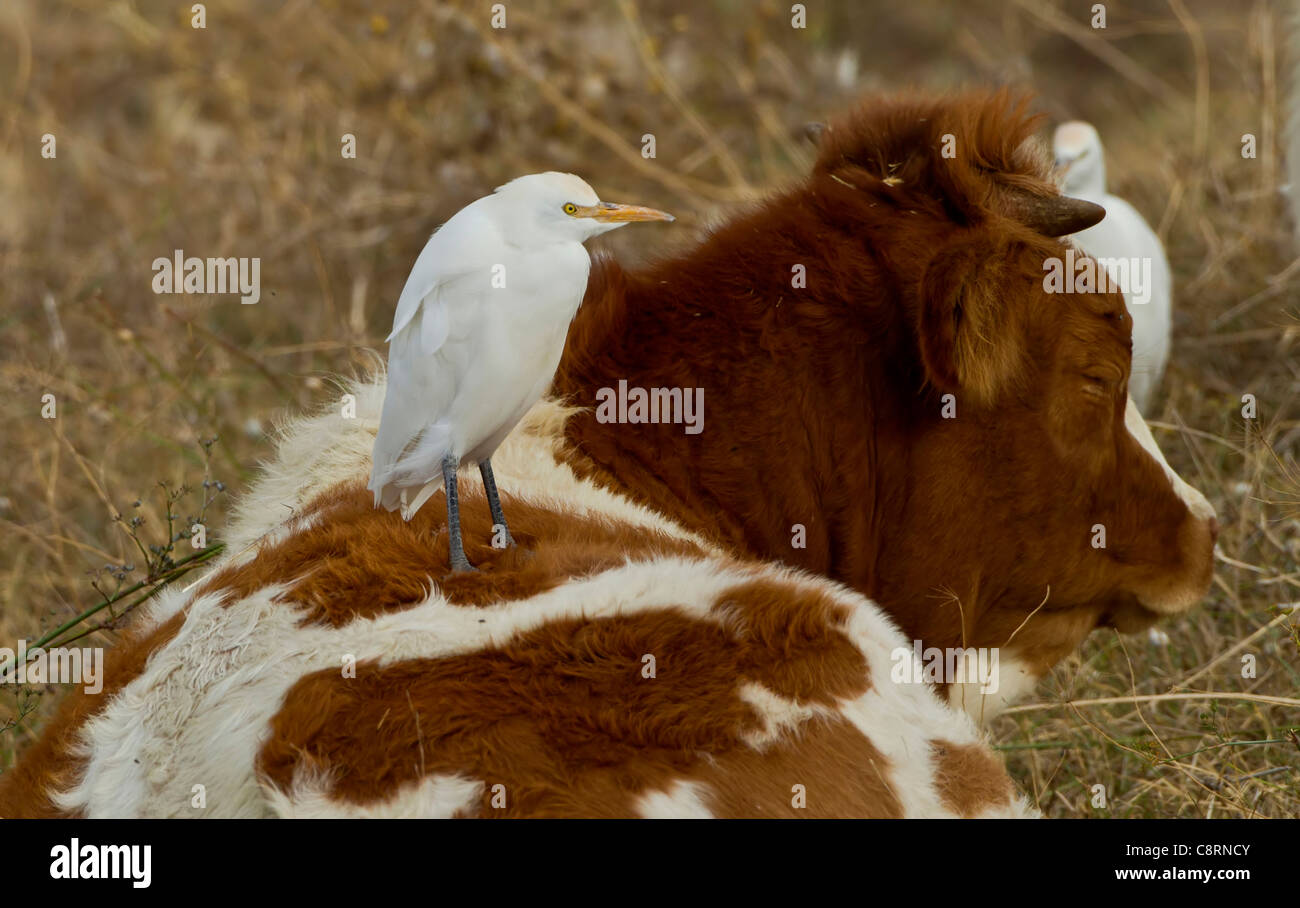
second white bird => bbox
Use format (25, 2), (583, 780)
(1053, 121), (1172, 414)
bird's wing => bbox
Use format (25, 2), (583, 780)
(370, 203), (506, 510)
(386, 202), (501, 349)
(394, 270), (482, 356)
(369, 270), (489, 511)
(369, 346), (455, 509)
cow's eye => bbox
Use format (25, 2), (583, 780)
(1081, 373), (1113, 399)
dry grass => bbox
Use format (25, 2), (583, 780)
(1, 0), (1296, 817)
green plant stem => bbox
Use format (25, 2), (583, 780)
(1160, 738), (1291, 763)
(25, 544), (224, 654)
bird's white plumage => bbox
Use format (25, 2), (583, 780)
(1054, 122), (1172, 414)
(369, 172), (658, 520)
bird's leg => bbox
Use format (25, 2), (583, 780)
(442, 454), (476, 572)
(478, 458), (516, 549)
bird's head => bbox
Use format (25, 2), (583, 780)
(492, 172), (675, 244)
(1052, 121), (1107, 201)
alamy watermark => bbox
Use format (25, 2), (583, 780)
(595, 379), (704, 435)
(49, 838), (151, 888)
(0, 640), (104, 694)
(1042, 249), (1153, 304)
(890, 641), (1000, 694)
(152, 249), (261, 304)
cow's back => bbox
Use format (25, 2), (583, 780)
(0, 381), (1031, 819)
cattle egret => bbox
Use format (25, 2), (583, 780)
(1053, 121), (1172, 413)
(368, 172), (674, 571)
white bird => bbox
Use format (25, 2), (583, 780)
(368, 172), (674, 571)
(1053, 121), (1172, 414)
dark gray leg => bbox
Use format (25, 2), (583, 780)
(443, 454), (475, 572)
(478, 458), (515, 548)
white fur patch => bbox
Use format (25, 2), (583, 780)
(738, 682), (827, 750)
(1124, 397), (1216, 522)
(947, 651), (1039, 724)
(266, 766), (484, 819)
(635, 780), (717, 819)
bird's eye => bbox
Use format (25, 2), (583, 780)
(563, 203), (578, 215)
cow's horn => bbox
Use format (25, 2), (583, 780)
(1005, 189), (1105, 237)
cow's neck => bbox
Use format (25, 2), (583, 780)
(553, 254), (910, 604)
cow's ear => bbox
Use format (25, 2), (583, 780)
(916, 232), (1024, 405)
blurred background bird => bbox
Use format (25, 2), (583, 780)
(1054, 121), (1172, 414)
(368, 172), (674, 571)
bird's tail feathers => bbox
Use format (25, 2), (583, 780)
(368, 422), (453, 520)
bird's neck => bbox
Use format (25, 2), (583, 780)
(1066, 162), (1107, 203)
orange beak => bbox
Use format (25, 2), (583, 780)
(575, 202), (675, 223)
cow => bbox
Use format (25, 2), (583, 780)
(555, 89), (1217, 718)
(0, 90), (1215, 818)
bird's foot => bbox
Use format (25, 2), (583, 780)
(449, 555), (478, 573)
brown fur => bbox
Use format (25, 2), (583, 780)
(197, 481), (708, 622)
(258, 579), (872, 816)
(699, 717), (905, 818)
(930, 738), (1015, 817)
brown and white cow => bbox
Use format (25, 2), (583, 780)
(0, 90), (1214, 818)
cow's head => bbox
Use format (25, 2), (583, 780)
(812, 92), (1217, 700)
